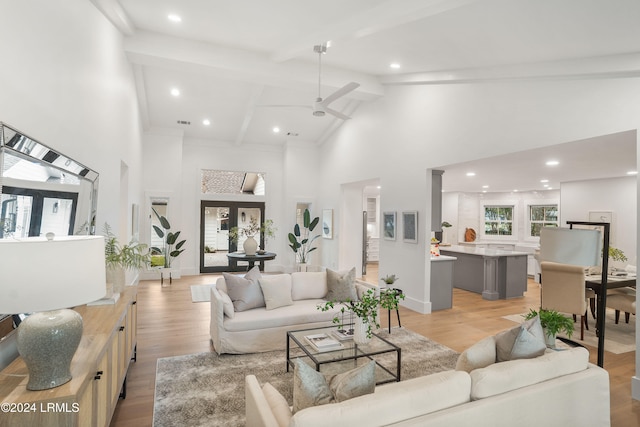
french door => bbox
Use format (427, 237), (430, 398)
(200, 201), (265, 273)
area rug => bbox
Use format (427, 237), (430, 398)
(190, 284), (214, 302)
(503, 308), (635, 354)
(153, 328), (459, 427)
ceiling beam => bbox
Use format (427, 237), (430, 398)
(235, 85), (265, 146)
(124, 31), (384, 100)
(90, 0), (135, 35)
(270, 0), (482, 63)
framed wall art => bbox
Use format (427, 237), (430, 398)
(383, 211), (396, 240)
(402, 211), (418, 243)
(322, 209), (333, 239)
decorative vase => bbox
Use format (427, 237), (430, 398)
(544, 330), (556, 348)
(354, 316), (371, 345)
(296, 262), (308, 272)
(106, 266), (126, 294)
(243, 236), (258, 256)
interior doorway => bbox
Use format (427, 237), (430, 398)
(200, 201), (265, 273)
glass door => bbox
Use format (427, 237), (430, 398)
(200, 201), (265, 273)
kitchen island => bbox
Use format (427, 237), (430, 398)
(439, 245), (528, 300)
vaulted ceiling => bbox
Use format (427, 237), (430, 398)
(92, 0), (640, 190)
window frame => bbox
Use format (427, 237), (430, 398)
(526, 201), (559, 240)
(480, 201), (517, 240)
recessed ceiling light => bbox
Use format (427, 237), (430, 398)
(390, 63), (401, 69)
(203, 119), (211, 126)
(546, 160), (559, 166)
(482, 185), (489, 188)
(377, 186), (381, 189)
(543, 184), (549, 188)
(540, 179), (549, 183)
(272, 126), (280, 133)
(170, 88), (180, 97)
(168, 14), (182, 23)
(466, 172), (476, 177)
(627, 170), (638, 175)
(513, 189), (519, 192)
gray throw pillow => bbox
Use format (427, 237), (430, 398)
(326, 267), (357, 302)
(495, 315), (546, 362)
(223, 266), (265, 311)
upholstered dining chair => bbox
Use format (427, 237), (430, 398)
(541, 261), (594, 341)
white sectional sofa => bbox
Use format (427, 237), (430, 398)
(210, 270), (378, 355)
(246, 334), (610, 426)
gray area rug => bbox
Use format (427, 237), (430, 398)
(190, 284), (214, 302)
(503, 308), (635, 354)
(153, 328), (459, 427)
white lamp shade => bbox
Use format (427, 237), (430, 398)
(539, 227), (602, 267)
(0, 235), (106, 313)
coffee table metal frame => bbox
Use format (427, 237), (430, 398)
(286, 325), (401, 385)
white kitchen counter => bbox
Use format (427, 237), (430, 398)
(443, 244), (529, 257)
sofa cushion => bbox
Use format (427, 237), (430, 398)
(455, 335), (496, 373)
(291, 272), (327, 300)
(262, 382), (292, 427)
(224, 267), (265, 312)
(495, 315), (546, 362)
(293, 358), (376, 414)
(223, 299), (342, 332)
(259, 274), (294, 310)
(290, 370), (471, 427)
(470, 346), (589, 400)
(326, 267), (357, 302)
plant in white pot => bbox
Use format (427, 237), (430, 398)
(229, 218), (276, 255)
(524, 308), (574, 348)
(319, 288), (405, 344)
(288, 208), (320, 269)
(103, 223), (150, 294)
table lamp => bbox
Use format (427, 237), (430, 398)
(0, 234), (106, 390)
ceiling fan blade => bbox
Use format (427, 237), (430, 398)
(325, 107), (351, 120)
(321, 82), (360, 106)
(256, 104), (312, 109)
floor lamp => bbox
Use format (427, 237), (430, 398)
(0, 235), (106, 390)
(539, 224), (609, 366)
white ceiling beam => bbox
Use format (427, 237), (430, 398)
(90, 0), (135, 35)
(380, 52), (640, 85)
(124, 31), (384, 100)
(235, 85), (265, 146)
(131, 64), (150, 131)
(271, 0), (482, 63)
(317, 100), (362, 146)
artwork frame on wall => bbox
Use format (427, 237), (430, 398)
(322, 209), (333, 239)
(383, 211), (396, 241)
(402, 211), (418, 243)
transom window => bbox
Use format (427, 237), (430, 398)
(529, 204), (558, 237)
(484, 205), (514, 236)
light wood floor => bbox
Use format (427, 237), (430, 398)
(110, 271), (640, 427)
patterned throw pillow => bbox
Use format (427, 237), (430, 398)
(325, 267), (357, 302)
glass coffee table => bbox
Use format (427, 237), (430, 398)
(286, 325), (401, 385)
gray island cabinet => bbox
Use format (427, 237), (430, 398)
(439, 245), (528, 300)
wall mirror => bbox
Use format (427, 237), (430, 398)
(0, 122), (99, 361)
(0, 122), (98, 238)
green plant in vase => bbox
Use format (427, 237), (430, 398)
(288, 209), (320, 264)
(524, 308), (574, 346)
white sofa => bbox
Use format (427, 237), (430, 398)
(246, 342), (610, 426)
(210, 271), (378, 354)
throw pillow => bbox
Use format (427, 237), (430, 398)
(293, 359), (333, 413)
(455, 335), (496, 373)
(292, 358), (376, 413)
(495, 315), (546, 362)
(259, 275), (294, 310)
(223, 268), (265, 312)
(218, 289), (235, 318)
(262, 382), (292, 427)
(326, 267), (357, 302)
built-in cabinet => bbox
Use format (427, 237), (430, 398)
(0, 287), (137, 427)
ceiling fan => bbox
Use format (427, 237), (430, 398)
(260, 44), (360, 120)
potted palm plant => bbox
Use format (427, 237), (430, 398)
(524, 308), (574, 348)
(103, 223), (151, 294)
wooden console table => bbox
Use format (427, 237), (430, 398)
(0, 287), (138, 426)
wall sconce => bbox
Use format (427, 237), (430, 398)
(241, 211), (246, 222)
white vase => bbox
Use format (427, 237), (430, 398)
(354, 316), (371, 345)
(243, 236), (258, 256)
(106, 266), (126, 294)
(544, 329), (557, 348)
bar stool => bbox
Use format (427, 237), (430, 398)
(383, 288), (403, 333)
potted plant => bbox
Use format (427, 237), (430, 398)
(151, 208), (186, 268)
(103, 223), (151, 293)
(380, 274), (399, 287)
(229, 218), (276, 255)
(288, 208), (320, 267)
(319, 288), (405, 343)
(524, 308), (574, 347)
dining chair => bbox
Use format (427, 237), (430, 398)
(541, 261), (593, 341)
(606, 291), (636, 324)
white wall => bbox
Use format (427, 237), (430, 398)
(560, 176), (637, 268)
(1, 0), (144, 275)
